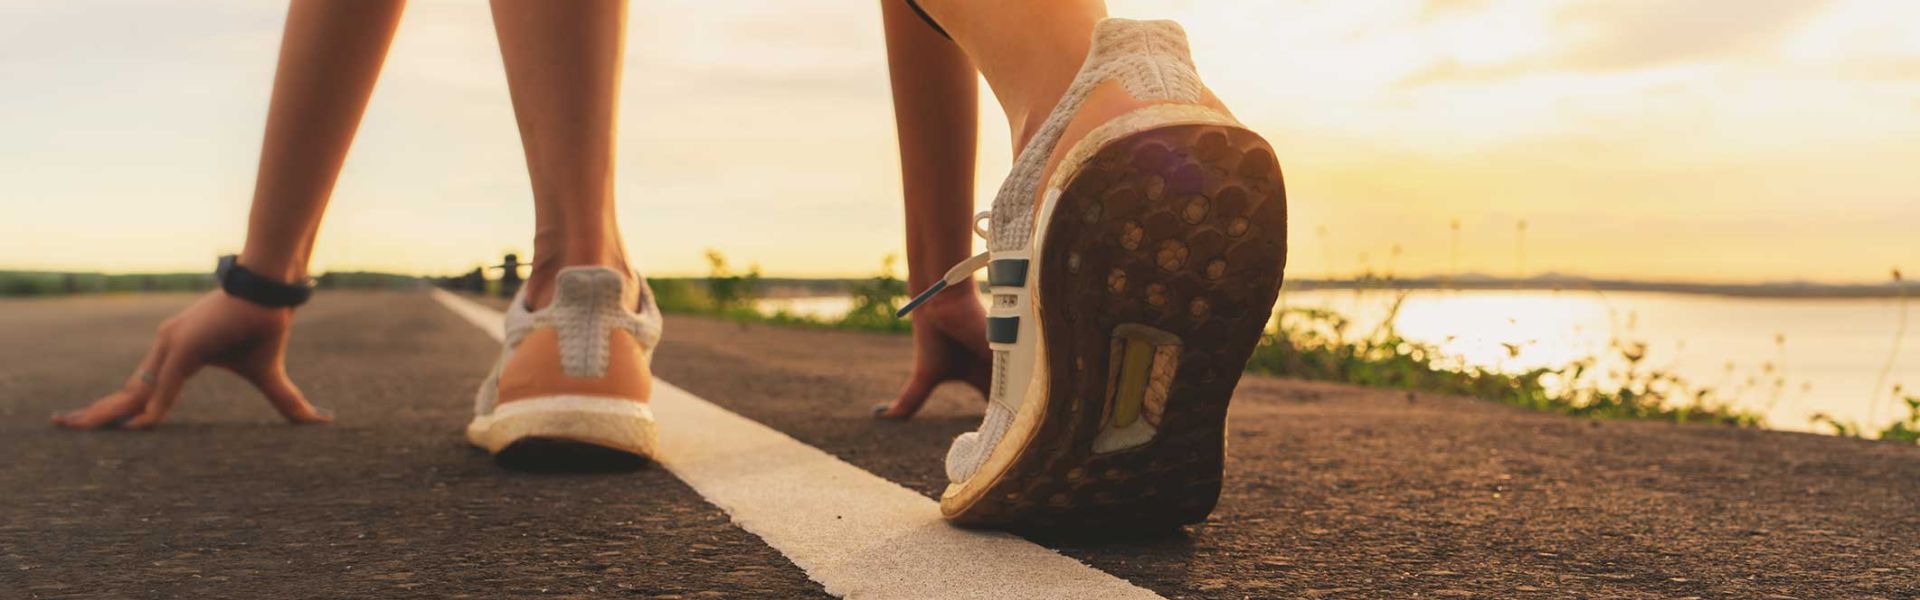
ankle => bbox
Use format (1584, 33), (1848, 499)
(524, 249), (633, 310)
(913, 280), (987, 330)
(916, 1), (1099, 148)
(999, 50), (1088, 150)
(1002, 19), (1226, 150)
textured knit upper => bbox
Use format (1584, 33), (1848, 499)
(475, 267), (663, 416)
(507, 267), (662, 378)
(986, 19), (1204, 252)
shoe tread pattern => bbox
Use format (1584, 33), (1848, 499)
(952, 124), (1287, 531)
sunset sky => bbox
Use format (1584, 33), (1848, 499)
(2, 0), (1916, 282)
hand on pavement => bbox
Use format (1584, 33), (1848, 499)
(52, 290), (331, 430)
(875, 288), (993, 420)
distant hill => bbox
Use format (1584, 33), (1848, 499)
(0, 270), (424, 297)
(1282, 273), (1907, 298)
(662, 273), (1908, 299)
(5, 270), (1903, 300)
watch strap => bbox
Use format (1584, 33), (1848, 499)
(216, 255), (313, 308)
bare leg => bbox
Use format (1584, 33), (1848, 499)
(877, 0), (993, 418)
(907, 1), (1106, 149)
(910, 0), (1231, 153)
(489, 0), (631, 309)
(241, 0), (407, 282)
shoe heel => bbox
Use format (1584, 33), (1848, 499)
(952, 123), (1286, 530)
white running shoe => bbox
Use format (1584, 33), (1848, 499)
(467, 267), (664, 462)
(900, 19), (1289, 529)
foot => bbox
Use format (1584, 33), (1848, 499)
(916, 19), (1288, 529)
(466, 266), (664, 461)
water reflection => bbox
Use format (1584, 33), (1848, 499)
(757, 289), (1916, 434)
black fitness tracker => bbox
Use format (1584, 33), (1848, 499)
(215, 254), (314, 308)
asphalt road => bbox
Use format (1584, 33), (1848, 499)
(2, 291), (1916, 599)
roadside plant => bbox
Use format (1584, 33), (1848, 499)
(1819, 385), (1920, 444)
(704, 249), (762, 315)
(835, 255), (910, 333)
(1247, 292), (1760, 426)
(1880, 391), (1920, 444)
(1869, 268), (1906, 425)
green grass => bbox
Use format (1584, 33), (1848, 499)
(1246, 293), (1762, 427)
(651, 251), (910, 334)
(1814, 387), (1920, 444)
(0, 271), (212, 296)
(666, 252), (1788, 431)
(0, 270), (425, 297)
(1811, 268), (1916, 443)
(1879, 394), (1920, 444)
(313, 271), (428, 290)
(657, 252), (1920, 441)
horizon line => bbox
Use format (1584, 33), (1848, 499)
(1, 267), (1905, 291)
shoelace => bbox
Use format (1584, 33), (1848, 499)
(896, 211), (995, 318)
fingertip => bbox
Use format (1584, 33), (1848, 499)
(878, 389), (933, 420)
(290, 405), (334, 425)
(53, 410), (107, 430)
(120, 417), (157, 431)
(872, 402), (908, 421)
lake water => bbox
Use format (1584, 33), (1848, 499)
(757, 289), (1916, 434)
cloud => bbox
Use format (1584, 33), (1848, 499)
(1551, 0), (1832, 70)
(1419, 0), (1498, 19)
(1405, 0), (1835, 85)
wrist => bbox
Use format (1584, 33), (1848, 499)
(217, 255), (314, 308)
(235, 249), (308, 284)
(916, 279), (982, 313)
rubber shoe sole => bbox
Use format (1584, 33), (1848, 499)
(466, 395), (658, 460)
(942, 122), (1287, 530)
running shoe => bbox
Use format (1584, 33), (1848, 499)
(900, 18), (1288, 529)
(467, 266), (663, 461)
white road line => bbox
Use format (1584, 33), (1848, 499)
(431, 289), (1164, 600)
